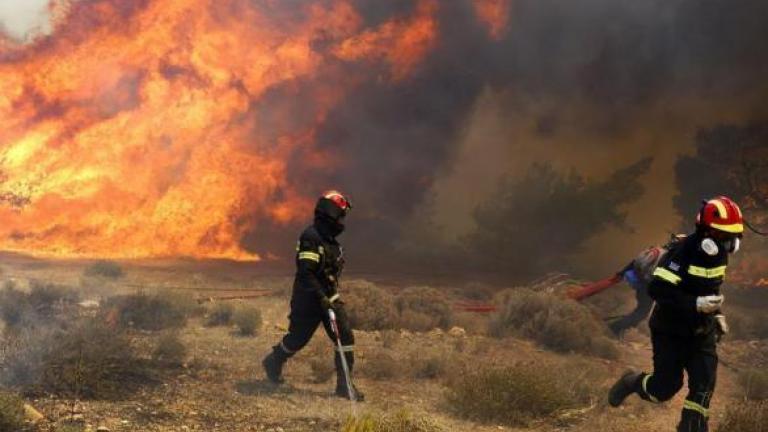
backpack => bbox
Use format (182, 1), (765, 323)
(631, 235), (686, 285)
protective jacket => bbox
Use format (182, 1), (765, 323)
(648, 231), (728, 337)
(291, 219), (344, 318)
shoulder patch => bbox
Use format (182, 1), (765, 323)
(701, 238), (719, 256)
(668, 261), (681, 272)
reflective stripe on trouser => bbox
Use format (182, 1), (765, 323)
(678, 391), (713, 432)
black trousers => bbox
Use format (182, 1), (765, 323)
(636, 330), (718, 432)
(275, 301), (356, 386)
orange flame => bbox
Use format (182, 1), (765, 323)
(0, 0), (438, 260)
(472, 0), (512, 39)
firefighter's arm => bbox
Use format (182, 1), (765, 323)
(647, 266), (699, 318)
(296, 241), (328, 303)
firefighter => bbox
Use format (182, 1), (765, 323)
(261, 190), (363, 401)
(608, 196), (744, 432)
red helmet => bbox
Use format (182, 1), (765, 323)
(696, 196), (744, 234)
(315, 190), (352, 221)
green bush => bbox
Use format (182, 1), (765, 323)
(489, 288), (619, 359)
(343, 280), (398, 331)
(445, 361), (595, 426)
(84, 260), (124, 279)
(206, 303), (234, 327)
(0, 391), (29, 432)
(738, 368), (768, 400)
(106, 291), (193, 331)
(152, 332), (187, 366)
(341, 410), (443, 432)
(395, 287), (454, 332)
(716, 401), (768, 432)
(233, 306), (262, 336)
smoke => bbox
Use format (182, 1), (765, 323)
(0, 0), (767, 280)
(294, 0), (768, 278)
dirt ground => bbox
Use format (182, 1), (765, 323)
(1, 254), (765, 432)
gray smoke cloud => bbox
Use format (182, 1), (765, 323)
(258, 0), (768, 280)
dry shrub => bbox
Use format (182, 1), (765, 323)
(489, 288), (619, 359)
(445, 361), (596, 427)
(341, 410), (443, 432)
(738, 368), (768, 400)
(206, 302), (234, 327)
(309, 357), (335, 384)
(409, 350), (449, 380)
(343, 280), (398, 331)
(728, 313), (768, 341)
(363, 350), (401, 380)
(0, 283), (31, 328)
(716, 401), (768, 432)
(0, 281), (79, 329)
(83, 260), (124, 279)
(305, 342), (335, 384)
(2, 318), (153, 399)
(233, 305), (262, 336)
(152, 332), (187, 366)
(395, 287), (454, 332)
(0, 391), (29, 432)
(106, 291), (193, 331)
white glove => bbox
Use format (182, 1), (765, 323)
(715, 314), (729, 336)
(696, 295), (724, 314)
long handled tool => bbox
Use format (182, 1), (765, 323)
(328, 309), (357, 401)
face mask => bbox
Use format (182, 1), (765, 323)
(723, 237), (741, 254)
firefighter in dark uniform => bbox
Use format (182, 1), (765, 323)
(262, 190), (363, 401)
(609, 196), (744, 432)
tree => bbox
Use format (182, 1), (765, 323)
(466, 158), (652, 281)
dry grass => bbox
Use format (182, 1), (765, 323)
(716, 401), (768, 432)
(445, 360), (598, 427)
(489, 288), (619, 359)
(738, 368), (768, 400)
(341, 410), (443, 432)
(0, 391), (29, 432)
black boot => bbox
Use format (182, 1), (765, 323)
(608, 370), (642, 407)
(334, 351), (364, 401)
(262, 345), (289, 384)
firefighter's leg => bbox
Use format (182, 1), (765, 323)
(609, 285), (653, 336)
(678, 335), (717, 432)
(263, 315), (321, 383)
(322, 305), (363, 400)
(636, 331), (687, 403)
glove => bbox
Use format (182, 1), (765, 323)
(715, 314), (729, 339)
(320, 294), (342, 311)
(696, 295), (724, 314)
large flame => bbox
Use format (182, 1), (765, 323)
(0, 0), (505, 260)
